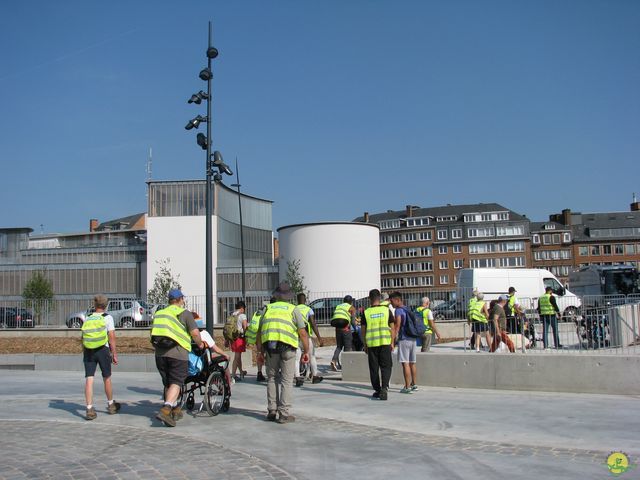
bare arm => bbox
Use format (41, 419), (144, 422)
(309, 314), (323, 346)
(190, 329), (204, 349)
(298, 327), (310, 363)
(108, 330), (118, 364)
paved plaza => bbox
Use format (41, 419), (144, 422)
(0, 351), (638, 480)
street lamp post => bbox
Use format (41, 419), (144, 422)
(185, 21), (233, 335)
(231, 158), (246, 301)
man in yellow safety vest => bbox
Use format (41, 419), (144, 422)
(256, 283), (310, 424)
(81, 294), (120, 421)
(151, 289), (204, 427)
(361, 289), (395, 400)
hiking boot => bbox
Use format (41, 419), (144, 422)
(379, 389), (388, 401)
(266, 411), (277, 422)
(171, 406), (183, 421)
(85, 407), (97, 421)
(256, 372), (266, 382)
(410, 384), (418, 391)
(233, 374), (242, 383)
(312, 376), (323, 384)
(277, 414), (296, 424)
(400, 387), (413, 394)
(294, 377), (304, 387)
(156, 405), (176, 427)
(371, 391), (380, 399)
(106, 401), (121, 415)
(330, 361), (338, 372)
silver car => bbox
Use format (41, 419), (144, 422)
(66, 299), (155, 328)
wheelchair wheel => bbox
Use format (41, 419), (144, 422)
(204, 370), (226, 416)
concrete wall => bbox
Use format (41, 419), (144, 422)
(341, 351), (640, 395)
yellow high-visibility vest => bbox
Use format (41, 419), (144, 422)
(539, 293), (555, 315)
(151, 305), (191, 351)
(260, 301), (299, 349)
(364, 305), (392, 347)
(82, 313), (108, 349)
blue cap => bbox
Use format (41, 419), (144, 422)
(168, 289), (184, 300)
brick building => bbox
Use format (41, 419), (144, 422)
(530, 220), (574, 282)
(354, 203), (530, 294)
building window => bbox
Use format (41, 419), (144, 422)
(614, 244), (624, 255)
(591, 245), (600, 256)
(439, 275), (449, 285)
(453, 244), (462, 253)
(453, 259), (463, 269)
(391, 278), (404, 287)
(542, 234), (551, 245)
(421, 276), (433, 286)
(552, 233), (561, 244)
(381, 264), (390, 273)
(625, 244), (635, 255)
(419, 231), (432, 241)
(499, 256), (525, 267)
(406, 233), (417, 242)
(420, 261), (433, 271)
(420, 247), (433, 257)
(436, 215), (457, 222)
(381, 278), (391, 288)
(438, 260), (449, 270)
(532, 234), (540, 244)
(499, 241), (524, 252)
(579, 246), (588, 256)
(470, 258), (496, 268)
(437, 230), (448, 240)
(391, 264), (403, 273)
(496, 225), (524, 237)
(407, 248), (418, 257)
(467, 227), (495, 238)
(406, 277), (419, 287)
(469, 243), (496, 254)
(379, 220), (401, 230)
(381, 250), (389, 259)
(603, 245), (612, 255)
(406, 263), (417, 272)
(452, 228), (462, 239)
(438, 245), (448, 254)
(391, 234), (402, 243)
(563, 232), (571, 243)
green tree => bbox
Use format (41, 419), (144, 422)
(285, 259), (308, 296)
(22, 270), (55, 324)
(147, 258), (182, 304)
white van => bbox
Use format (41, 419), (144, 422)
(457, 268), (581, 320)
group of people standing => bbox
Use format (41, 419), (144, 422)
(467, 286), (563, 352)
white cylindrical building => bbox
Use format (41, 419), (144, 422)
(277, 222), (380, 300)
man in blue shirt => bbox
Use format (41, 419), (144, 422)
(389, 291), (417, 393)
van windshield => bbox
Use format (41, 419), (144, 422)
(543, 278), (564, 295)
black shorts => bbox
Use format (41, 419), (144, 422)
(83, 346), (112, 378)
(155, 356), (188, 387)
(471, 321), (488, 333)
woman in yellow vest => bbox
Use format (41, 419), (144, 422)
(81, 294), (120, 421)
(469, 292), (491, 352)
(537, 287), (562, 349)
(330, 295), (356, 371)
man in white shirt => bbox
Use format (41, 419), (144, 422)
(81, 294), (119, 421)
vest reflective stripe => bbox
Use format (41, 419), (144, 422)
(467, 298), (477, 319)
(151, 305), (191, 351)
(297, 304), (312, 335)
(332, 303), (352, 323)
(469, 301), (487, 323)
(539, 293), (555, 315)
(364, 306), (392, 347)
(260, 302), (299, 349)
(417, 306), (433, 333)
(82, 313), (108, 349)
(245, 312), (262, 345)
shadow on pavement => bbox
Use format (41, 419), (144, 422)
(127, 386), (163, 397)
(48, 399), (86, 419)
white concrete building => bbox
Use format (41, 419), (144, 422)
(277, 222), (380, 299)
(146, 180), (277, 322)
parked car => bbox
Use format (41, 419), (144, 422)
(0, 307), (34, 328)
(66, 299), (153, 328)
(307, 297), (344, 324)
(431, 299), (464, 321)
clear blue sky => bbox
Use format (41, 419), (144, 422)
(1, 0), (639, 234)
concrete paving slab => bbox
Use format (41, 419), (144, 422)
(0, 367), (638, 480)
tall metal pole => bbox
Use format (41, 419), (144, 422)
(205, 21), (214, 335)
(233, 158), (246, 301)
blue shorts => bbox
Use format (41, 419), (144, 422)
(83, 346), (112, 378)
(472, 322), (488, 333)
